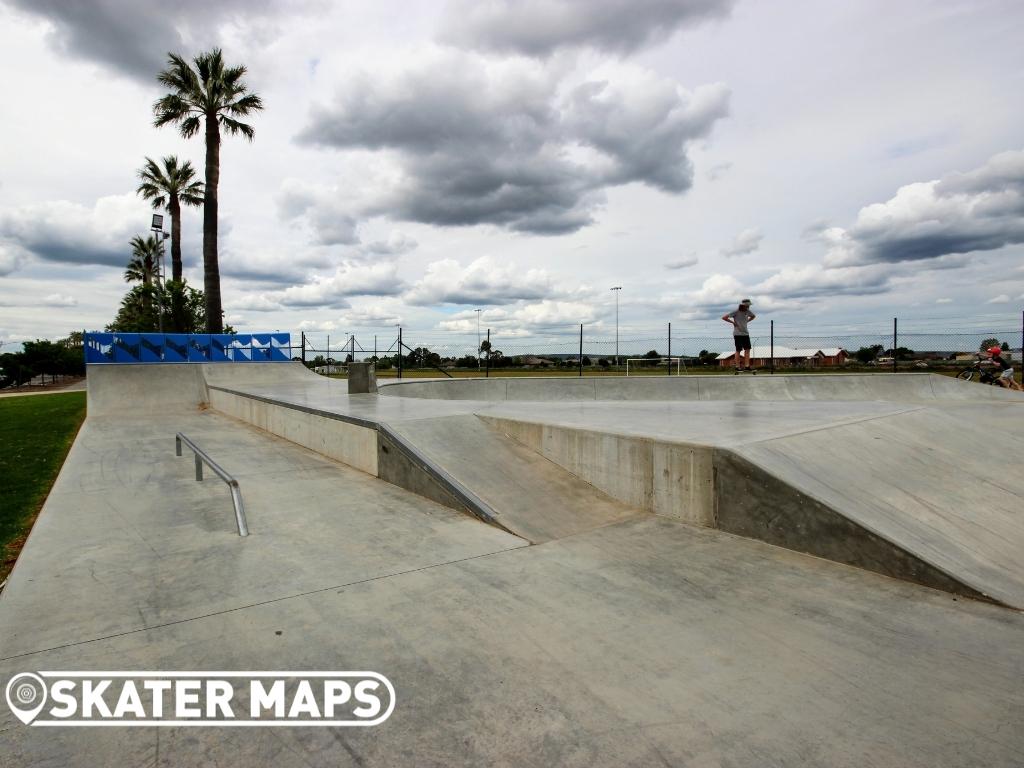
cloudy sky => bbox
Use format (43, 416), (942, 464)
(1, 0), (1023, 352)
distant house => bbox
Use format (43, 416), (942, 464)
(716, 346), (848, 368)
(521, 355), (555, 367)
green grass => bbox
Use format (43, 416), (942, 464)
(0, 391), (86, 583)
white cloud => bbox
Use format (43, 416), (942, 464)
(277, 262), (403, 307)
(0, 193), (146, 270)
(824, 149), (1024, 268)
(720, 227), (762, 258)
(438, 299), (603, 335)
(405, 255), (557, 306)
(935, 298), (953, 304)
(753, 263), (894, 299)
(278, 180), (360, 246)
(987, 294), (1011, 304)
(224, 295), (284, 312)
(42, 293), (77, 307)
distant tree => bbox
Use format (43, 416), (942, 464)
(1001, 341), (1010, 351)
(643, 349), (660, 359)
(697, 349), (718, 366)
(854, 344), (884, 364)
(107, 281), (205, 333)
(598, 358), (610, 367)
(136, 155), (204, 283)
(123, 235), (162, 321)
(979, 338), (1000, 352)
(582, 356), (592, 366)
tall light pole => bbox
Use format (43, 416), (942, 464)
(610, 286), (622, 368)
(151, 214), (170, 333)
(475, 309), (482, 370)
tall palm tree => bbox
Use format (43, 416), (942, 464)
(124, 235), (161, 286)
(152, 49), (263, 333)
(136, 156), (204, 283)
(125, 235), (162, 320)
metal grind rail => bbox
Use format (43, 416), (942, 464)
(174, 432), (249, 537)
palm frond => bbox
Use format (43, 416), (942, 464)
(228, 93), (264, 116)
(180, 115), (202, 138)
(153, 94), (192, 127)
(220, 116), (255, 140)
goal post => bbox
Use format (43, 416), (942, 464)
(625, 357), (685, 376)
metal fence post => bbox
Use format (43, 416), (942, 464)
(893, 317), (898, 374)
(486, 328), (491, 377)
(579, 324), (584, 377)
(301, 332), (306, 364)
(770, 320), (774, 375)
(668, 322), (672, 376)
(397, 327), (403, 379)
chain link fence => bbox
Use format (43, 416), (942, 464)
(295, 312), (1024, 380)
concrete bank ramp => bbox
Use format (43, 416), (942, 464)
(383, 415), (643, 543)
(380, 373), (1023, 403)
(722, 406), (1024, 607)
(87, 362), (320, 416)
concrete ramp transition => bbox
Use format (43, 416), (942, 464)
(382, 416), (642, 543)
(725, 406), (1024, 607)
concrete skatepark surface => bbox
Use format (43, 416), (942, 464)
(1, 362), (1022, 766)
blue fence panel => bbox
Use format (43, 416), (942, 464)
(83, 332), (295, 364)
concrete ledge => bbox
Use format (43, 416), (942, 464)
(209, 387), (378, 475)
(378, 373), (1024, 402)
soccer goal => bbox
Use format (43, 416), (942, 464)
(625, 357), (685, 376)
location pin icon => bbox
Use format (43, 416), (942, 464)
(5, 673), (48, 725)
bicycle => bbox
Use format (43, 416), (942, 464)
(956, 359), (1000, 384)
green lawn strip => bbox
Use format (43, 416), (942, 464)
(0, 391), (86, 583)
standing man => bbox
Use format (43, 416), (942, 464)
(723, 299), (756, 373)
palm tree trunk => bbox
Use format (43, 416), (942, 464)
(170, 198), (183, 282)
(168, 197), (185, 332)
(203, 114), (223, 333)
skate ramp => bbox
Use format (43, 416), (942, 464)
(382, 415), (643, 543)
(87, 363), (206, 416)
(380, 373), (1022, 402)
(87, 362), (318, 416)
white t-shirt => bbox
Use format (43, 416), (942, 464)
(729, 309), (754, 336)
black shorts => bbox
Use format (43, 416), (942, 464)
(734, 335), (751, 351)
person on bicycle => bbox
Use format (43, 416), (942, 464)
(988, 346), (1022, 390)
(722, 299), (756, 372)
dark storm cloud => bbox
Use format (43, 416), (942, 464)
(438, 0), (735, 57)
(824, 149), (1024, 267)
(297, 53), (729, 235)
(5, 0), (282, 80)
